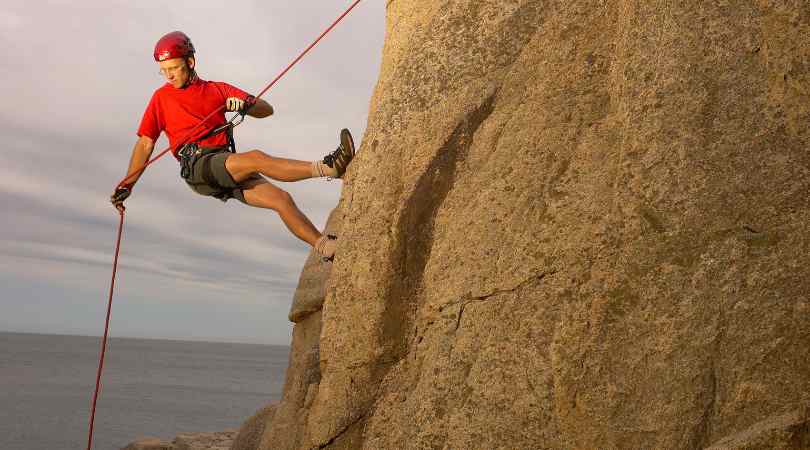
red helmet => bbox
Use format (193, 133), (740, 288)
(153, 31), (195, 62)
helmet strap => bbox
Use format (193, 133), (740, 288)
(182, 57), (198, 88)
(184, 71), (198, 88)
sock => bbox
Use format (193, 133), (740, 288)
(311, 161), (337, 178)
(315, 235), (337, 259)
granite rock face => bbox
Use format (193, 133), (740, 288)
(705, 407), (810, 450)
(259, 1), (810, 449)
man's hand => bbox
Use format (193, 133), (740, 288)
(225, 96), (245, 112)
(225, 95), (256, 114)
(110, 186), (131, 212)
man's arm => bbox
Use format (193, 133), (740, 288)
(246, 98), (273, 118)
(121, 135), (156, 188)
(111, 135), (155, 211)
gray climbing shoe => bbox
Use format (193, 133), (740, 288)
(321, 129), (355, 179)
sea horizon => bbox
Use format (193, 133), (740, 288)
(0, 329), (291, 348)
(0, 330), (289, 450)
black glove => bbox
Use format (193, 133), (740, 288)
(110, 186), (131, 211)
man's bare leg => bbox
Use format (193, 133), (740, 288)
(225, 149), (313, 183)
(225, 138), (352, 260)
(241, 178), (321, 246)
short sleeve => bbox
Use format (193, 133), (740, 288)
(217, 82), (250, 101)
(137, 91), (163, 141)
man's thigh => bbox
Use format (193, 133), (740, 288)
(186, 151), (257, 203)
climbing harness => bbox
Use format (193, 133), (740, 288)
(86, 2), (363, 449)
(178, 92), (254, 200)
(179, 144), (234, 201)
(179, 113), (242, 184)
(190, 93), (253, 157)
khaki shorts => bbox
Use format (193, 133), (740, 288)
(183, 148), (260, 203)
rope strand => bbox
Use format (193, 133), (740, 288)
(87, 210), (124, 450)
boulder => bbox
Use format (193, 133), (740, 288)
(122, 431), (236, 450)
(230, 404), (277, 450)
(288, 209), (342, 323)
(173, 430), (236, 450)
(122, 437), (172, 450)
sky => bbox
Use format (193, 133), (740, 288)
(0, 0), (385, 345)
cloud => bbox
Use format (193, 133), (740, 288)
(0, 9), (24, 31)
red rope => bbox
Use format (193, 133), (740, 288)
(87, 2), (363, 449)
(86, 210), (124, 450)
(255, 0), (364, 100)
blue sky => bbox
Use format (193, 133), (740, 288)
(0, 0), (385, 345)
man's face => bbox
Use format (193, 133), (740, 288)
(158, 57), (194, 88)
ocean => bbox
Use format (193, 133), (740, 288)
(0, 331), (289, 450)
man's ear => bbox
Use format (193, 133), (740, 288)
(187, 56), (196, 70)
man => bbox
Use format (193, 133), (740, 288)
(111, 31), (354, 261)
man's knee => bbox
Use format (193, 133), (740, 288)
(274, 188), (293, 206)
(227, 149), (264, 178)
(241, 149), (267, 168)
(245, 149), (266, 160)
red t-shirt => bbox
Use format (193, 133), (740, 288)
(137, 77), (249, 159)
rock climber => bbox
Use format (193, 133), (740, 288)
(110, 31), (354, 261)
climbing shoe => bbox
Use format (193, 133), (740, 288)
(315, 234), (338, 262)
(321, 128), (355, 179)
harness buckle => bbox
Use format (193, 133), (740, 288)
(178, 143), (201, 180)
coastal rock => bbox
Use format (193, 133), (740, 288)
(173, 430), (236, 450)
(257, 310), (323, 450)
(123, 430), (236, 450)
(230, 404), (277, 450)
(260, 1), (810, 449)
(288, 209), (342, 323)
(122, 437), (172, 450)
